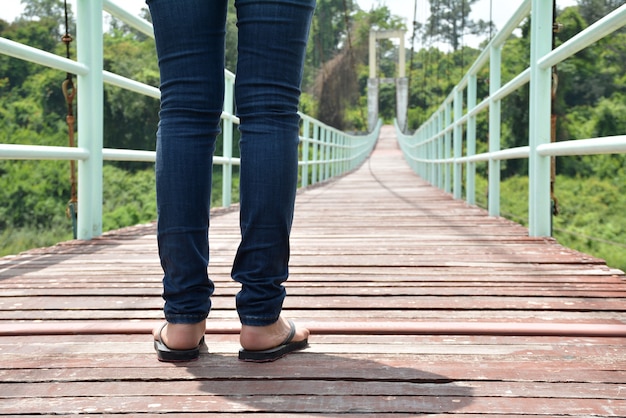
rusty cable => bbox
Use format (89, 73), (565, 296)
(62, 0), (78, 237)
(550, 0), (560, 218)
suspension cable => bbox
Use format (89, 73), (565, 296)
(489, 0), (493, 41)
(551, 0), (561, 220)
(406, 0), (419, 132)
(62, 0), (78, 238)
(340, 0), (366, 128)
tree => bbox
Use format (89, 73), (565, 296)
(102, 29), (160, 162)
(20, 0), (71, 44)
(307, 0), (356, 71)
(312, 5), (406, 130)
(577, 0), (626, 25)
(425, 0), (492, 51)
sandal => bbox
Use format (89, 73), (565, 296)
(154, 323), (206, 362)
(238, 320), (309, 362)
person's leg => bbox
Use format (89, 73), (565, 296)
(148, 0), (228, 350)
(232, 0), (315, 352)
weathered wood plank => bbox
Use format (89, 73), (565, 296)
(0, 126), (624, 417)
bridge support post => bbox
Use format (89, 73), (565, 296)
(76, 0), (104, 240)
(396, 77), (408, 132)
(367, 78), (379, 132)
(488, 45), (502, 217)
(368, 29), (407, 133)
(528, 0), (553, 237)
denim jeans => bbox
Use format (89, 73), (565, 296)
(147, 0), (315, 326)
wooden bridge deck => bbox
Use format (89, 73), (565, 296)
(1, 125), (625, 417)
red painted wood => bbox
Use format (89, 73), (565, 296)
(0, 126), (625, 416)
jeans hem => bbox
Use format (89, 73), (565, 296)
(164, 313), (209, 325)
(238, 314), (281, 327)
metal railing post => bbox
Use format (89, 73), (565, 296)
(466, 74), (477, 205)
(324, 129), (331, 181)
(331, 132), (337, 177)
(76, 0), (104, 240)
(453, 88), (463, 199)
(394, 0), (626, 243)
(528, 0), (553, 236)
(488, 45), (502, 217)
(301, 118), (310, 188)
(427, 117), (433, 185)
(343, 134), (349, 173)
(222, 77), (234, 207)
(444, 104), (452, 193)
(436, 113), (443, 188)
(312, 122), (319, 184)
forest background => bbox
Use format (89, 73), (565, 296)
(1, 0), (625, 271)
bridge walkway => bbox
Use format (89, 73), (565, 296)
(1, 125), (625, 416)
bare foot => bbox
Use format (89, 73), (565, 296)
(240, 316), (309, 351)
(153, 320), (206, 350)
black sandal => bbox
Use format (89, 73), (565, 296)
(154, 323), (206, 362)
(238, 320), (309, 362)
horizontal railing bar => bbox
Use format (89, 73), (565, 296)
(0, 133), (366, 163)
(539, 4), (626, 70)
(103, 71), (160, 99)
(212, 156), (241, 166)
(102, 148), (154, 162)
(0, 145), (248, 166)
(405, 146), (530, 165)
(448, 69), (532, 139)
(490, 0), (532, 48)
(458, 0), (532, 91)
(222, 112), (240, 124)
(537, 135), (626, 156)
(0, 36), (88, 75)
(406, 137), (626, 166)
(103, 0), (154, 38)
(429, 0), (532, 123)
(0, 2), (379, 240)
(467, 96), (491, 118)
(459, 146), (530, 163)
(102, 150), (242, 165)
(491, 68), (531, 102)
(0, 144), (90, 161)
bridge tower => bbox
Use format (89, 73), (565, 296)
(368, 29), (408, 132)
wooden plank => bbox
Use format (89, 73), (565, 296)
(1, 295), (624, 311)
(0, 125), (625, 417)
(2, 283), (626, 297)
(1, 395), (626, 416)
(3, 380), (626, 400)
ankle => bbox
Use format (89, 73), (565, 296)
(240, 317), (309, 351)
(156, 320), (206, 350)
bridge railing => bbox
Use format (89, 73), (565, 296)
(0, 0), (380, 240)
(396, 0), (626, 237)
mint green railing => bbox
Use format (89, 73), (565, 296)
(396, 0), (626, 237)
(0, 0), (380, 240)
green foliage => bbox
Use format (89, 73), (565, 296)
(0, 224), (73, 257)
(463, 2), (626, 272)
(0, 3), (239, 256)
(425, 0), (494, 51)
(311, 3), (406, 130)
(0, 159), (236, 256)
(577, 0), (626, 24)
(474, 174), (626, 272)
(307, 0), (356, 70)
(102, 29), (160, 160)
(101, 165), (156, 231)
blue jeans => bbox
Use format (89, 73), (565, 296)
(148, 0), (315, 326)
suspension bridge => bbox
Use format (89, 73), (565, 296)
(1, 0), (626, 416)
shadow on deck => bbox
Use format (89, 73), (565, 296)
(1, 125), (625, 416)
